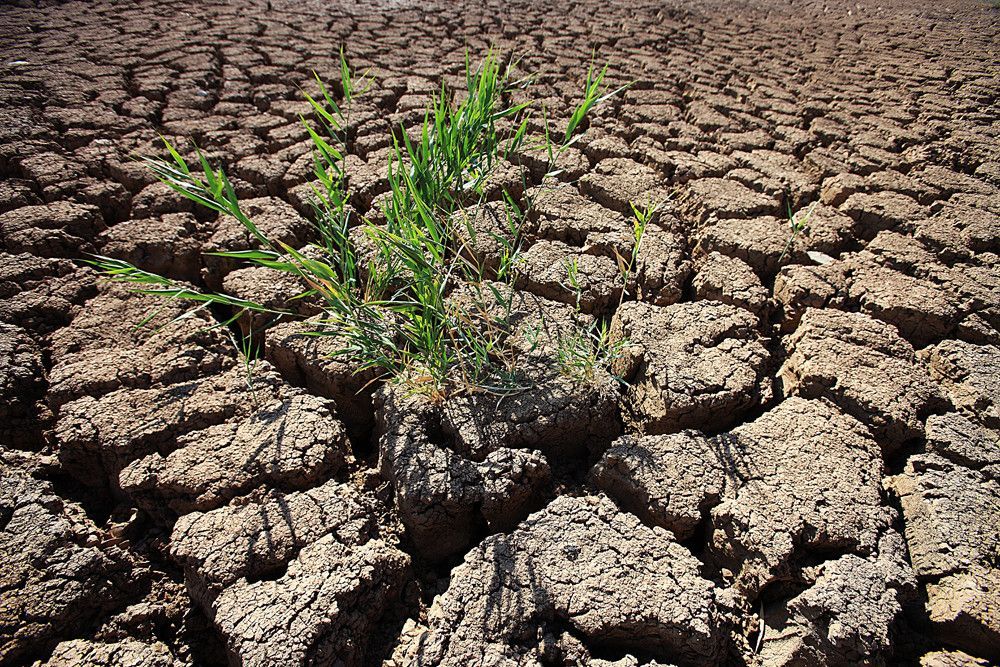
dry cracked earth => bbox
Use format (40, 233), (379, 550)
(1, 0), (999, 665)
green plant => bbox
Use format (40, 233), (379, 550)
(778, 200), (817, 263)
(554, 200), (655, 383)
(93, 51), (626, 400)
(555, 319), (628, 384)
(539, 56), (628, 179)
(616, 199), (656, 290)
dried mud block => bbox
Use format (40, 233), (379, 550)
(171, 481), (408, 667)
(221, 265), (313, 313)
(525, 185), (690, 305)
(0, 323), (46, 448)
(839, 191), (926, 238)
(710, 397), (889, 593)
(948, 259), (1000, 346)
(517, 239), (622, 313)
(441, 366), (621, 460)
(774, 240), (979, 347)
(445, 280), (587, 358)
(682, 177), (780, 224)
(924, 413), (1000, 478)
(37, 639), (182, 667)
(515, 144), (589, 181)
(54, 365), (287, 488)
(731, 150), (820, 207)
(696, 216), (807, 277)
(0, 252), (96, 334)
(49, 284), (200, 361)
(887, 455), (1000, 659)
(0, 201), (105, 258)
(692, 252), (769, 316)
(610, 300), (771, 434)
(579, 157), (669, 214)
(477, 158), (529, 202)
(526, 184), (629, 245)
(635, 224), (690, 306)
(849, 261), (960, 346)
(773, 260), (851, 323)
(221, 264), (317, 340)
(590, 430), (725, 540)
(119, 393), (350, 516)
(912, 204), (1000, 258)
(791, 202), (858, 256)
(170, 481), (378, 598)
(779, 308), (946, 450)
(129, 181), (197, 219)
(377, 388), (553, 560)
(921, 650), (992, 667)
(98, 212), (205, 282)
(202, 196), (312, 289)
(392, 495), (724, 666)
(265, 318), (381, 440)
(757, 539), (916, 666)
(47, 286), (233, 408)
(920, 340), (1000, 428)
(0, 464), (137, 664)
(211, 535), (408, 667)
(913, 165), (997, 198)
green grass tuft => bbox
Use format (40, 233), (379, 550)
(92, 50), (629, 399)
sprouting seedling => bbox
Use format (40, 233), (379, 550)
(778, 201), (817, 262)
(562, 257), (583, 312)
(616, 199), (657, 286)
(229, 327), (260, 395)
(564, 55), (629, 147)
(536, 55), (630, 179)
(555, 319), (629, 384)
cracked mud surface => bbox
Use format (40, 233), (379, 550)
(1, 0), (998, 665)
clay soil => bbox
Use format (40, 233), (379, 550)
(1, 0), (999, 665)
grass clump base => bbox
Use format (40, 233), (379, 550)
(93, 51), (632, 401)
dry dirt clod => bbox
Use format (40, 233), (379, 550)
(46, 285), (233, 410)
(54, 364), (292, 489)
(920, 650), (993, 667)
(0, 322), (47, 449)
(97, 212), (206, 283)
(610, 300), (772, 434)
(118, 393), (350, 517)
(924, 412), (1000, 479)
(579, 157), (670, 215)
(376, 386), (555, 561)
(590, 430), (726, 540)
(0, 201), (106, 258)
(0, 252), (96, 334)
(516, 239), (622, 314)
(392, 495), (724, 666)
(264, 316), (382, 441)
(0, 463), (140, 665)
(756, 543), (917, 667)
(201, 196), (312, 290)
(691, 251), (769, 317)
(169, 480), (409, 667)
(920, 340), (1000, 428)
(33, 639), (183, 667)
(708, 397), (897, 595)
(887, 455), (1000, 660)
(779, 308), (947, 451)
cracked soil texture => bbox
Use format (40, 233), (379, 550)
(0, 0), (998, 665)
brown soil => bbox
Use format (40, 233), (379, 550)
(1, 0), (998, 665)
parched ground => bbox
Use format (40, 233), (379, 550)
(1, 0), (999, 665)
